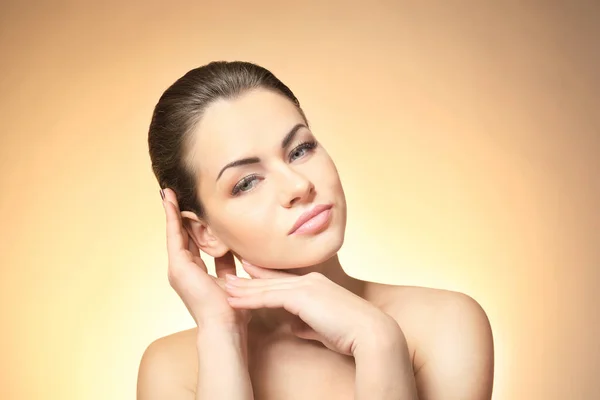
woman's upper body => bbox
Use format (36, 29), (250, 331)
(139, 61), (494, 399)
(138, 278), (494, 399)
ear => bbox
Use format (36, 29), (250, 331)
(180, 211), (229, 258)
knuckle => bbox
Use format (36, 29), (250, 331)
(292, 284), (311, 299)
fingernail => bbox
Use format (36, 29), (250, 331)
(160, 189), (165, 200)
(226, 274), (238, 281)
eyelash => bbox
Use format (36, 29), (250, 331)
(231, 140), (319, 196)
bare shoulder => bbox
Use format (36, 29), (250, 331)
(367, 281), (473, 328)
(367, 282), (494, 399)
(366, 283), (458, 355)
(367, 281), (462, 312)
(137, 328), (199, 400)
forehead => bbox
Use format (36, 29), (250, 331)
(189, 88), (306, 179)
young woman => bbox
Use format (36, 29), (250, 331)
(138, 61), (494, 400)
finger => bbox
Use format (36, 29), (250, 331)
(241, 260), (294, 279)
(226, 276), (302, 288)
(163, 187), (181, 209)
(290, 318), (320, 342)
(225, 281), (297, 296)
(215, 251), (237, 279)
(163, 193), (187, 260)
(187, 236), (208, 274)
(227, 289), (303, 316)
(187, 235), (199, 255)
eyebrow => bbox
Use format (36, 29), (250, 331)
(216, 123), (307, 181)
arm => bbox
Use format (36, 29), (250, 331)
(136, 326), (254, 400)
(143, 190), (255, 399)
(414, 293), (494, 400)
(195, 326), (254, 399)
(352, 292), (494, 400)
(353, 317), (419, 400)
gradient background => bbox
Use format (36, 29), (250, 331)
(1, 1), (598, 399)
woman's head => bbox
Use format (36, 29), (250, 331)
(148, 61), (347, 269)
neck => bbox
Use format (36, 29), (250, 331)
(249, 253), (366, 336)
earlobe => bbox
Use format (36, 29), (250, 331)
(180, 211), (229, 258)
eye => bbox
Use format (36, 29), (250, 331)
(231, 174), (260, 196)
(289, 140), (318, 162)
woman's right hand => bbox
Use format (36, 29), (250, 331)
(161, 188), (251, 332)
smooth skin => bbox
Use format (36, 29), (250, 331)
(137, 88), (494, 399)
(138, 189), (494, 399)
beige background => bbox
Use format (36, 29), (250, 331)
(1, 1), (598, 399)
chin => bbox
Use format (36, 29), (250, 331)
(234, 208), (347, 269)
(285, 225), (345, 268)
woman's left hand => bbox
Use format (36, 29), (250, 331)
(224, 260), (403, 356)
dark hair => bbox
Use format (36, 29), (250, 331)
(148, 61), (309, 220)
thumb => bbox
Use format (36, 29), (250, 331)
(290, 319), (320, 342)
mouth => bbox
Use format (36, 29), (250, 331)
(288, 203), (334, 235)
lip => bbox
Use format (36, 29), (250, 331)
(288, 204), (334, 235)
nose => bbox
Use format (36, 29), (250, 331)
(277, 169), (315, 208)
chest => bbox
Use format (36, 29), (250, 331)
(247, 334), (356, 400)
(184, 284), (427, 398)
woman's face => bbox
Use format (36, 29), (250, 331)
(186, 88), (347, 269)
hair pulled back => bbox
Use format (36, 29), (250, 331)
(148, 61), (308, 219)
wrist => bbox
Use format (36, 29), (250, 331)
(353, 319), (418, 400)
(197, 314), (248, 333)
(197, 323), (247, 343)
(196, 323), (250, 365)
(193, 322), (254, 399)
(353, 313), (406, 358)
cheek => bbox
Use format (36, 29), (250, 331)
(318, 158), (343, 190)
(319, 159), (346, 209)
(219, 207), (287, 265)
(220, 205), (273, 240)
